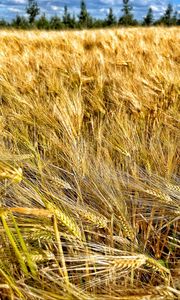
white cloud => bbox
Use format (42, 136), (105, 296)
(133, 0), (152, 5)
(100, 8), (109, 13)
(51, 5), (59, 11)
(150, 5), (161, 12)
(12, 0), (26, 3)
(8, 7), (21, 12)
(99, 0), (119, 5)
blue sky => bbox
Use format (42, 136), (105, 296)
(0, 0), (179, 21)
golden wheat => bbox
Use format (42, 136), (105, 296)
(0, 163), (23, 183)
(45, 201), (82, 240)
(0, 27), (179, 299)
(111, 254), (146, 270)
(144, 188), (173, 205)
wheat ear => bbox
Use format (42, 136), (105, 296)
(0, 165), (22, 183)
(8, 206), (83, 240)
(118, 213), (135, 241)
(111, 255), (146, 271)
(145, 256), (170, 279)
(165, 183), (180, 193)
(45, 201), (82, 240)
(22, 250), (55, 263)
(79, 208), (108, 228)
(145, 188), (173, 205)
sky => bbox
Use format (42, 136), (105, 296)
(0, 0), (179, 21)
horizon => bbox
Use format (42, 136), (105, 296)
(0, 0), (179, 22)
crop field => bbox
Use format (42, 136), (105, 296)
(0, 28), (179, 299)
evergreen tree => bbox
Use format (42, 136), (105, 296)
(26, 0), (40, 24)
(161, 3), (173, 26)
(177, 13), (180, 25)
(62, 5), (72, 28)
(92, 18), (105, 28)
(86, 15), (94, 28)
(171, 10), (178, 25)
(49, 15), (63, 30)
(143, 7), (153, 26)
(119, 0), (136, 26)
(11, 15), (29, 29)
(68, 14), (77, 29)
(105, 8), (117, 27)
(0, 19), (7, 28)
(36, 14), (49, 29)
(78, 0), (92, 28)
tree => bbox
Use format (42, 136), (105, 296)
(105, 8), (117, 27)
(171, 10), (178, 25)
(177, 13), (180, 25)
(92, 18), (105, 28)
(79, 0), (87, 26)
(119, 0), (136, 26)
(62, 5), (71, 28)
(161, 3), (173, 26)
(69, 14), (78, 29)
(11, 15), (29, 29)
(143, 7), (153, 26)
(26, 0), (40, 24)
(36, 14), (49, 29)
(49, 15), (63, 30)
(0, 19), (8, 28)
(78, 0), (92, 28)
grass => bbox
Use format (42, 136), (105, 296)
(0, 27), (179, 300)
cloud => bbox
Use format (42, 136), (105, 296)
(51, 5), (59, 11)
(12, 0), (26, 3)
(150, 5), (160, 11)
(8, 7), (22, 12)
(99, 0), (119, 4)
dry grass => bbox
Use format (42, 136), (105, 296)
(0, 27), (180, 300)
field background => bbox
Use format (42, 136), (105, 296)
(0, 28), (180, 299)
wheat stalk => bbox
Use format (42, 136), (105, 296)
(97, 286), (175, 299)
(6, 206), (82, 240)
(0, 164), (22, 183)
(0, 28), (179, 298)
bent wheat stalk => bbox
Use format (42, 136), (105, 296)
(6, 206), (82, 240)
(144, 188), (173, 205)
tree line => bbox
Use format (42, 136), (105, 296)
(0, 0), (179, 29)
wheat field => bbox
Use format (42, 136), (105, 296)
(0, 28), (180, 300)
